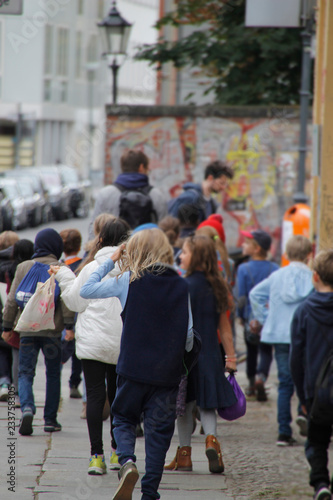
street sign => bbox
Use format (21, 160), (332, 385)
(0, 0), (23, 15)
(245, 0), (301, 27)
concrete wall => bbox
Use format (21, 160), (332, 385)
(105, 105), (313, 256)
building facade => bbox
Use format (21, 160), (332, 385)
(0, 0), (158, 179)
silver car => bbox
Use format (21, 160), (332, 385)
(0, 178), (28, 230)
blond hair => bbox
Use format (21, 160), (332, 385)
(121, 228), (174, 282)
(286, 235), (312, 262)
(196, 225), (230, 281)
(0, 231), (19, 250)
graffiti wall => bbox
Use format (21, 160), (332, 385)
(105, 107), (312, 257)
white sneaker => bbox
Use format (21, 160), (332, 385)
(0, 384), (9, 401)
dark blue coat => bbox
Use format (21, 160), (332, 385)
(290, 291), (333, 405)
(186, 271), (236, 409)
(117, 266), (189, 387)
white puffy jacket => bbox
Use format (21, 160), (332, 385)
(56, 246), (123, 364)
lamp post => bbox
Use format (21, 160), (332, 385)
(97, 1), (132, 104)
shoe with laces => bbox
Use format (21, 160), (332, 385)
(276, 434), (296, 446)
(0, 384), (9, 401)
(112, 460), (139, 500)
(110, 450), (121, 470)
(19, 407), (34, 436)
(88, 454), (107, 475)
(44, 420), (62, 432)
(313, 483), (331, 500)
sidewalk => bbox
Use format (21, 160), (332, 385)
(0, 352), (328, 500)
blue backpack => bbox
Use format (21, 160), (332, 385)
(15, 262), (61, 310)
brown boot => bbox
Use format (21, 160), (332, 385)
(205, 435), (224, 473)
(164, 446), (192, 471)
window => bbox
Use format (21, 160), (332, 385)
(57, 28), (69, 76)
(44, 25), (53, 76)
(77, 0), (83, 15)
(44, 80), (52, 101)
(87, 34), (97, 63)
(97, 0), (104, 18)
(75, 32), (82, 78)
(59, 81), (68, 103)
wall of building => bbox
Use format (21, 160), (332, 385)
(0, 0), (159, 176)
(105, 105), (313, 256)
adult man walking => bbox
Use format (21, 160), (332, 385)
(168, 160), (234, 223)
(88, 150), (167, 239)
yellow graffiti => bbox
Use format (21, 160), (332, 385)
(226, 133), (276, 210)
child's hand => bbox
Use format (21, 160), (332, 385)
(64, 330), (75, 341)
(2, 331), (13, 343)
(49, 265), (61, 275)
(111, 244), (126, 263)
(225, 359), (237, 373)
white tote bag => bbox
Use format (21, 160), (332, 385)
(15, 274), (56, 333)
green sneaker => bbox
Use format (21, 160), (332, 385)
(110, 450), (121, 471)
(88, 454), (107, 475)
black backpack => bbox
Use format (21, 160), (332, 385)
(114, 183), (157, 230)
(310, 326), (333, 425)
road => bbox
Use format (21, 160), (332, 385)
(16, 213), (92, 253)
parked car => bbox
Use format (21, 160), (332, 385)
(57, 165), (91, 218)
(4, 168), (51, 225)
(0, 179), (28, 229)
(34, 166), (71, 220)
(0, 189), (13, 231)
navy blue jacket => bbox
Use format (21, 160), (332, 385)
(168, 183), (217, 222)
(117, 266), (189, 387)
(290, 291), (333, 404)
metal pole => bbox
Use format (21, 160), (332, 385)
(109, 58), (119, 104)
(293, 19), (313, 203)
(87, 69), (94, 181)
(15, 103), (23, 169)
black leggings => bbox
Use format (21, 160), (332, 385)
(81, 359), (117, 455)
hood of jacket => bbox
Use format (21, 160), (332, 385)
(183, 183), (202, 194)
(115, 173), (149, 190)
(279, 262), (313, 304)
(94, 246), (121, 276)
(305, 291), (333, 326)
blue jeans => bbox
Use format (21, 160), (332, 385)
(19, 336), (62, 422)
(61, 337), (82, 388)
(112, 376), (178, 500)
(274, 343), (294, 436)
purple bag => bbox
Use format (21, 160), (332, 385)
(218, 373), (246, 421)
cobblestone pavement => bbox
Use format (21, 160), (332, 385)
(220, 371), (313, 500)
(1, 327), (333, 499)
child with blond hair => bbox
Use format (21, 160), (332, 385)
(290, 249), (333, 500)
(80, 228), (193, 500)
(250, 235), (313, 445)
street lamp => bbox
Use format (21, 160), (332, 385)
(97, 1), (132, 104)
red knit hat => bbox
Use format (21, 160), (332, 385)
(197, 214), (226, 243)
